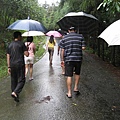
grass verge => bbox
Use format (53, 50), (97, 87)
(0, 36), (46, 80)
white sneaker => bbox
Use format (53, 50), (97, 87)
(29, 78), (33, 81)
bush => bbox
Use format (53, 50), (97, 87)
(0, 36), (46, 80)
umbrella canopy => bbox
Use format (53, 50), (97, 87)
(46, 30), (62, 37)
(57, 11), (98, 35)
(7, 19), (47, 33)
(98, 19), (120, 46)
(22, 31), (45, 36)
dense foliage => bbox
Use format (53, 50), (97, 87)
(56, 0), (120, 66)
(0, 0), (120, 79)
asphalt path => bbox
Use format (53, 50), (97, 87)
(0, 41), (120, 120)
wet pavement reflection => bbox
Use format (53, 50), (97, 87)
(0, 39), (120, 120)
(35, 96), (52, 104)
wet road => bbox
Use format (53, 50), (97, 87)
(0, 40), (120, 120)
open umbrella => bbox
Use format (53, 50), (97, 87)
(57, 11), (98, 35)
(22, 31), (45, 36)
(46, 30), (62, 37)
(98, 19), (120, 46)
(7, 19), (47, 33)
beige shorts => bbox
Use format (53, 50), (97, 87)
(24, 56), (34, 64)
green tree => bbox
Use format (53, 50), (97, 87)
(97, 0), (120, 23)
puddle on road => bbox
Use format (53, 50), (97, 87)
(35, 96), (52, 104)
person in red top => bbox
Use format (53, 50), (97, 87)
(24, 36), (36, 81)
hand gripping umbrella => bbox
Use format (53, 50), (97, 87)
(57, 11), (98, 35)
(7, 19), (47, 33)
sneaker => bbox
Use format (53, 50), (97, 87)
(29, 78), (33, 81)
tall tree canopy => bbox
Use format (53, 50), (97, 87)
(0, 0), (120, 66)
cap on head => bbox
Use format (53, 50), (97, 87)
(68, 27), (75, 31)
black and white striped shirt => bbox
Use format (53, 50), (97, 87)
(59, 32), (85, 62)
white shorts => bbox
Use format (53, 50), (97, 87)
(24, 56), (34, 64)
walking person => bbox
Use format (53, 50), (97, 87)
(58, 39), (65, 75)
(46, 35), (56, 65)
(7, 31), (29, 102)
(59, 27), (86, 98)
(24, 36), (36, 81)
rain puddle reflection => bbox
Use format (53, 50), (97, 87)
(35, 96), (52, 104)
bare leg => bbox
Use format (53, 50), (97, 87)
(29, 64), (33, 79)
(66, 77), (72, 97)
(50, 52), (53, 63)
(74, 74), (80, 91)
(50, 50), (54, 65)
(25, 64), (29, 77)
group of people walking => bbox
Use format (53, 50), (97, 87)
(6, 26), (85, 102)
(45, 26), (86, 98)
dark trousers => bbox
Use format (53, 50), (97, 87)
(10, 65), (25, 95)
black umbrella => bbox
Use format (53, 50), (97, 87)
(57, 12), (98, 35)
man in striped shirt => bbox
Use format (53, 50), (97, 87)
(59, 27), (85, 98)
